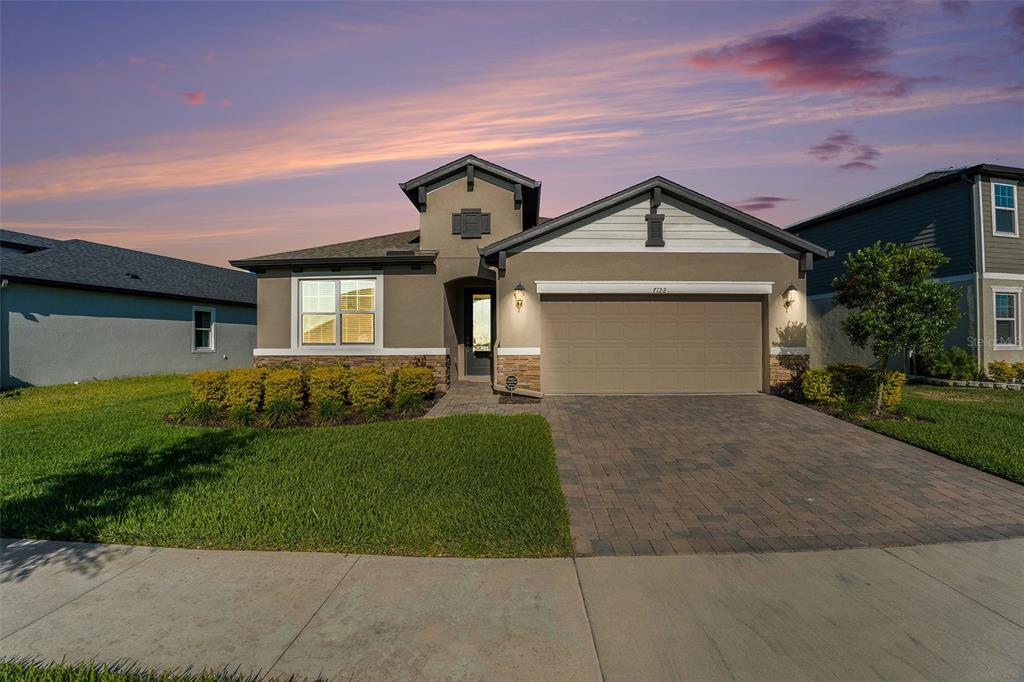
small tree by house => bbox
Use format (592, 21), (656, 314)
(832, 242), (960, 415)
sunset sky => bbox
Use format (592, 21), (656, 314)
(2, 1), (1023, 268)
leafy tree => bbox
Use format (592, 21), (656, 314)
(832, 242), (960, 414)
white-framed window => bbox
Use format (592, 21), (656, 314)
(994, 287), (1021, 350)
(192, 306), (215, 352)
(298, 277), (378, 346)
(991, 182), (1018, 237)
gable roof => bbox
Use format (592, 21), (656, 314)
(230, 230), (434, 271)
(480, 176), (829, 261)
(789, 163), (1024, 232)
(398, 154), (542, 228)
(0, 229), (256, 306)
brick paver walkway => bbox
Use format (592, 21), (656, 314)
(428, 383), (1024, 557)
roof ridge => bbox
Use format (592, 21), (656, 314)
(59, 238), (251, 275)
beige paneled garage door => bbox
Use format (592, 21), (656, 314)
(541, 295), (763, 394)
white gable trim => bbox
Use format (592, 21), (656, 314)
(517, 196), (796, 256)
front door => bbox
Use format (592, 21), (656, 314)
(464, 289), (495, 376)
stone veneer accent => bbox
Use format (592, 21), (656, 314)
(768, 353), (809, 393)
(255, 354), (450, 390)
(495, 355), (541, 393)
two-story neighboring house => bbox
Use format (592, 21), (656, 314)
(230, 155), (829, 395)
(789, 164), (1024, 371)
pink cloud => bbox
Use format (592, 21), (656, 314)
(128, 56), (145, 65)
(179, 91), (207, 105)
(808, 130), (881, 170)
(217, 98), (233, 108)
(205, 50), (217, 63)
(688, 14), (920, 97)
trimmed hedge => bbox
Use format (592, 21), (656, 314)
(264, 368), (304, 404)
(349, 366), (391, 414)
(307, 366), (352, 405)
(188, 370), (227, 406)
(393, 366), (435, 398)
(987, 360), (1024, 384)
(224, 368), (267, 410)
(801, 363), (905, 414)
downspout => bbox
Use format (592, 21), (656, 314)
(968, 173), (985, 368)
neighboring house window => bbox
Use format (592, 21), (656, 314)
(300, 278), (376, 346)
(193, 306), (215, 352)
(992, 182), (1018, 236)
(994, 289), (1021, 349)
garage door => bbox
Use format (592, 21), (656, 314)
(541, 295), (763, 394)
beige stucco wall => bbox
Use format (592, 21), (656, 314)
(256, 272), (291, 348)
(497, 252), (806, 350)
(419, 175), (523, 257)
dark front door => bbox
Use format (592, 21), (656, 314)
(464, 289), (495, 376)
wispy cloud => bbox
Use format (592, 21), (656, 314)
(179, 91), (207, 105)
(734, 196), (791, 211)
(1010, 4), (1024, 51)
(940, 0), (970, 16)
(688, 13), (922, 97)
(808, 130), (881, 170)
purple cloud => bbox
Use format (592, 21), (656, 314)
(734, 196), (790, 211)
(808, 130), (881, 170)
(1010, 4), (1024, 52)
(940, 0), (970, 16)
(688, 14), (920, 97)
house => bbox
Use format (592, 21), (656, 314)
(789, 164), (1024, 371)
(230, 155), (829, 395)
(1, 230), (257, 388)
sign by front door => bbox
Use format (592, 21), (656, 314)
(505, 375), (518, 392)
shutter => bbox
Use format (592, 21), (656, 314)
(452, 213), (463, 235)
(481, 213), (491, 234)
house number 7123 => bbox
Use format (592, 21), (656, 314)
(652, 287), (668, 294)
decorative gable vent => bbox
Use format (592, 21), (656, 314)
(452, 208), (491, 239)
(645, 187), (665, 247)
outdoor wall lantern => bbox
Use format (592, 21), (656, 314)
(513, 281), (526, 311)
(783, 283), (798, 308)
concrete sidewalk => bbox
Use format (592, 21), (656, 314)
(2, 538), (1022, 680)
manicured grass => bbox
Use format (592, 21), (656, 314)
(0, 660), (251, 682)
(864, 384), (1024, 484)
(0, 375), (571, 557)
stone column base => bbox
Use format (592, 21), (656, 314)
(495, 355), (540, 393)
(769, 353), (809, 393)
(254, 354), (450, 390)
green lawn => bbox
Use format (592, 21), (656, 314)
(0, 375), (571, 557)
(0, 660), (237, 682)
(864, 384), (1024, 484)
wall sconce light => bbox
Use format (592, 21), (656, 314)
(513, 281), (526, 311)
(783, 284), (798, 308)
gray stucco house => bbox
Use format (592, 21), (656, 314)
(1, 230), (257, 388)
(789, 163), (1024, 371)
(231, 155), (828, 395)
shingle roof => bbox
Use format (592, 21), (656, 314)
(0, 229), (255, 306)
(789, 163), (1024, 231)
(230, 230), (435, 270)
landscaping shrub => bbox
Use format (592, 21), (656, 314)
(800, 368), (832, 403)
(394, 389), (425, 417)
(227, 403), (257, 428)
(800, 364), (904, 414)
(262, 397), (302, 428)
(264, 368), (305, 405)
(393, 366), (435, 398)
(188, 370), (227, 406)
(923, 346), (978, 381)
(987, 361), (1016, 383)
(313, 397), (349, 426)
(307, 366), (352, 405)
(349, 366), (391, 416)
(172, 399), (221, 427)
(224, 368), (266, 409)
(1015, 362), (1024, 383)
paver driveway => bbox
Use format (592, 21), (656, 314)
(544, 394), (1024, 556)
(430, 384), (1024, 556)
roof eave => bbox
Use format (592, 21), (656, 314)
(229, 253), (438, 272)
(0, 274), (255, 307)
